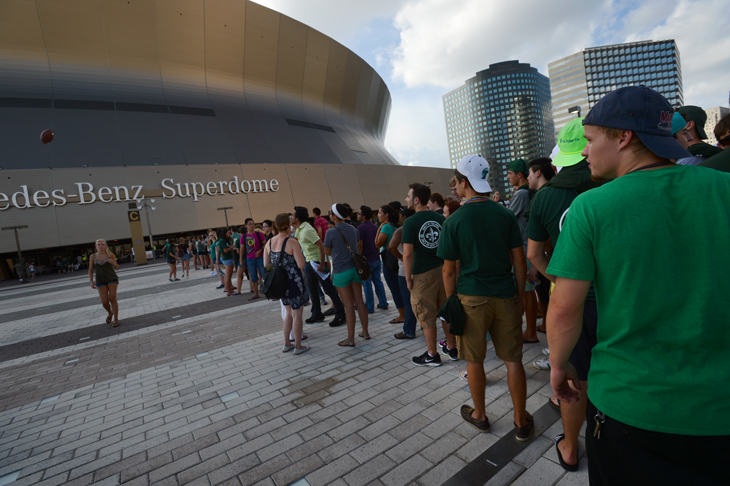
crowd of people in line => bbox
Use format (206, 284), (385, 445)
(86, 86), (729, 485)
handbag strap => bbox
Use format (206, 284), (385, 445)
(269, 237), (289, 267)
(333, 225), (357, 257)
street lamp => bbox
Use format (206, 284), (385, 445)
(136, 199), (156, 262)
(568, 106), (581, 118)
(2, 225), (29, 282)
(217, 207), (233, 227)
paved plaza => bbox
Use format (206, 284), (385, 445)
(0, 264), (588, 486)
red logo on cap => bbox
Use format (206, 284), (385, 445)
(658, 111), (673, 131)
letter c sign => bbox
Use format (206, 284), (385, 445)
(128, 210), (140, 222)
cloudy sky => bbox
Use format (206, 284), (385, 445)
(256, 0), (730, 168)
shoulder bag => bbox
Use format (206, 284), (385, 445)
(334, 225), (371, 281)
(259, 238), (290, 300)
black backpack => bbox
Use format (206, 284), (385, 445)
(259, 238), (290, 300)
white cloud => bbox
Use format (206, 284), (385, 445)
(251, 0), (408, 46)
(390, 0), (608, 89)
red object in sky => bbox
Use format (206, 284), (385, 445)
(40, 129), (54, 144)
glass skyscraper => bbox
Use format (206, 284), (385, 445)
(442, 61), (555, 196)
(549, 40), (683, 134)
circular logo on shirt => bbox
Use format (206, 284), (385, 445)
(419, 221), (441, 249)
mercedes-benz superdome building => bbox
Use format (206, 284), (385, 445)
(0, 0), (452, 275)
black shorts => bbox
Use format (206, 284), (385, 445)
(97, 279), (119, 287)
(199, 250), (208, 256)
(167, 257), (176, 264)
(569, 299), (597, 381)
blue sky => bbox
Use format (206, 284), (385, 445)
(256, 0), (729, 168)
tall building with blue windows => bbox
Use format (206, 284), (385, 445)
(442, 61), (555, 197)
(549, 40), (683, 134)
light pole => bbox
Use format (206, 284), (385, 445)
(217, 207), (233, 227)
(568, 105), (581, 118)
(2, 225), (28, 282)
(136, 199), (156, 262)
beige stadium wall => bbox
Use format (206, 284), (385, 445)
(0, 164), (454, 253)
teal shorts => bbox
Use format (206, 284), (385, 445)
(333, 267), (362, 288)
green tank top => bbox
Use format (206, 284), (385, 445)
(94, 256), (118, 285)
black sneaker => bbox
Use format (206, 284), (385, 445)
(514, 412), (534, 442)
(412, 351), (442, 367)
(322, 308), (336, 317)
(439, 341), (459, 361)
(305, 313), (325, 324)
(328, 315), (346, 327)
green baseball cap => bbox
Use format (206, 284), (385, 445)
(678, 106), (708, 139)
(553, 117), (587, 167)
(508, 158), (528, 176)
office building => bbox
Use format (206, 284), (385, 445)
(0, 0), (452, 278)
(442, 61), (555, 196)
(549, 40), (683, 133)
(704, 107), (730, 145)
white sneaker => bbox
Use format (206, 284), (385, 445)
(210, 271), (216, 277)
(542, 348), (550, 356)
(533, 356), (550, 370)
(459, 370), (468, 381)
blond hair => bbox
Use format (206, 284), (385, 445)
(95, 239), (114, 259)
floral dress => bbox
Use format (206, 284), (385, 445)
(269, 242), (310, 309)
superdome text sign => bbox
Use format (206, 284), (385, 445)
(0, 177), (279, 210)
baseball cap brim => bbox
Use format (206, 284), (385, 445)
(634, 131), (692, 160)
(552, 149), (584, 167)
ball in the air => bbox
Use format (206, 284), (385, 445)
(40, 129), (54, 144)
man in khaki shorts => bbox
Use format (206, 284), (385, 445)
(438, 154), (534, 441)
(403, 183), (455, 367)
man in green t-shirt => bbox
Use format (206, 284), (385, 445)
(527, 119), (603, 471)
(438, 155), (532, 441)
(548, 86), (729, 484)
(402, 183), (452, 367)
(678, 105), (723, 159)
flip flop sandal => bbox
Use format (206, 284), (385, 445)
(549, 396), (561, 411)
(537, 327), (547, 333)
(248, 296), (260, 301)
(338, 339), (355, 347)
(389, 318), (405, 324)
(358, 332), (371, 340)
(106, 315), (113, 324)
(554, 434), (579, 472)
(523, 338), (540, 344)
(113, 321), (120, 328)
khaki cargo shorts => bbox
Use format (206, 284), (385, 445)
(410, 265), (447, 329)
(456, 293), (523, 363)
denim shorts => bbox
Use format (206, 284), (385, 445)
(97, 279), (119, 288)
(222, 259), (235, 267)
(246, 257), (266, 283)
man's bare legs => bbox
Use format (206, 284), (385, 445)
(506, 361), (529, 427)
(523, 290), (539, 341)
(558, 381), (587, 466)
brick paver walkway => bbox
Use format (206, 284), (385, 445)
(0, 264), (588, 485)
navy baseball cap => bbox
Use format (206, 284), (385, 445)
(583, 86), (690, 160)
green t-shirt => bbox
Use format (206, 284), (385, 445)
(547, 165), (730, 435)
(699, 147), (730, 173)
(209, 240), (218, 260)
(688, 141), (723, 159)
(231, 232), (241, 250)
(295, 222), (321, 262)
(216, 238), (229, 259)
(528, 185), (597, 301)
(378, 223), (395, 251)
(437, 200), (522, 298)
(402, 210), (445, 275)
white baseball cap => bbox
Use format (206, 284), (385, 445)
(456, 154), (492, 194)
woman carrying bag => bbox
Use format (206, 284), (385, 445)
(325, 203), (369, 347)
(264, 213), (310, 354)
